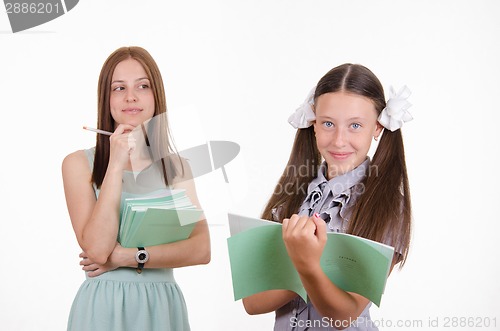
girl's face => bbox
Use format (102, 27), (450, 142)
(314, 92), (382, 179)
(109, 58), (155, 128)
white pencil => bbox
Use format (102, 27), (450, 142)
(83, 126), (113, 136)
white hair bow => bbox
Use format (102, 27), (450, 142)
(378, 86), (413, 132)
(288, 87), (316, 129)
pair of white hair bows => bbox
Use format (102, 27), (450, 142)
(288, 86), (413, 132)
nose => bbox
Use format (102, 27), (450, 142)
(332, 128), (346, 148)
(125, 89), (137, 102)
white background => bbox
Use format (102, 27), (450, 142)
(1, 1), (500, 330)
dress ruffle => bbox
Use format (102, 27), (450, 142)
(298, 159), (370, 232)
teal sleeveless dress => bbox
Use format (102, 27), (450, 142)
(67, 148), (190, 331)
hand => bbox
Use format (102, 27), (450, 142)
(79, 242), (123, 277)
(282, 213), (327, 274)
(108, 124), (137, 170)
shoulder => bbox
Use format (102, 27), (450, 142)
(62, 149), (91, 176)
(62, 149), (86, 166)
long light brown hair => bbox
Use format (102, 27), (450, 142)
(92, 46), (181, 188)
(262, 64), (412, 265)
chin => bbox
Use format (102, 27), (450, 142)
(326, 161), (355, 176)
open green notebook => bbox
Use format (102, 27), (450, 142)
(119, 189), (203, 248)
(227, 213), (394, 307)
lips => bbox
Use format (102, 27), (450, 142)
(122, 107), (142, 114)
(329, 152), (353, 160)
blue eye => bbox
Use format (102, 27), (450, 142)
(323, 121), (333, 128)
(351, 123), (361, 129)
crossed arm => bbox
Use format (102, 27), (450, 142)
(62, 136), (210, 277)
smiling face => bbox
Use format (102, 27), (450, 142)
(109, 58), (155, 128)
(314, 91), (382, 179)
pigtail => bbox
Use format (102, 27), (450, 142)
(348, 129), (412, 266)
(261, 127), (321, 222)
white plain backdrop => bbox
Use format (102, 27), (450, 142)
(1, 1), (500, 330)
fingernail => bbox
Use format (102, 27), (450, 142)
(314, 212), (321, 219)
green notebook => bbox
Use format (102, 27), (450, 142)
(119, 190), (203, 248)
(227, 213), (394, 307)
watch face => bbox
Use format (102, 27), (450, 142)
(136, 250), (149, 263)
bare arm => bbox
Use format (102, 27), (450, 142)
(62, 150), (120, 265)
(62, 125), (134, 265)
(242, 290), (298, 315)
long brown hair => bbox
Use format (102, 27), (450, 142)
(262, 64), (412, 265)
(92, 46), (181, 187)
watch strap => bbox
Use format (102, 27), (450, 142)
(136, 246), (146, 274)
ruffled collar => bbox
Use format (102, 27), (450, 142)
(298, 158), (370, 232)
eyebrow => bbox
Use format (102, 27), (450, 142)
(111, 77), (150, 85)
(316, 115), (367, 122)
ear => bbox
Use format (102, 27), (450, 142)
(374, 122), (384, 139)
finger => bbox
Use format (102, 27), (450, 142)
(282, 217), (289, 230)
(80, 258), (92, 266)
(113, 124), (136, 135)
(298, 215), (313, 231)
(312, 213), (327, 242)
(86, 269), (101, 278)
(290, 215), (310, 235)
(87, 266), (109, 277)
(302, 217), (317, 233)
(287, 214), (301, 228)
(82, 264), (98, 271)
(283, 214), (300, 236)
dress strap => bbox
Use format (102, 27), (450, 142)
(83, 147), (99, 197)
(83, 147), (95, 169)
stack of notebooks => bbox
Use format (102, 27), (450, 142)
(119, 189), (203, 248)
